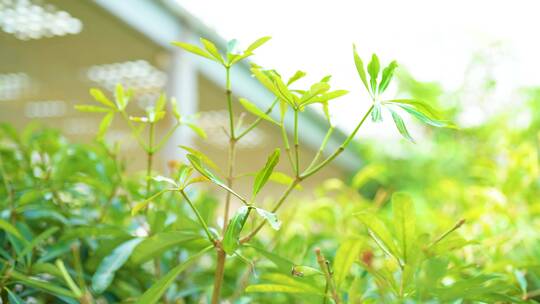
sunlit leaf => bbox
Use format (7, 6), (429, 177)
(74, 105), (110, 113)
(356, 213), (399, 261)
(392, 192), (415, 263)
(389, 108), (415, 143)
(367, 54), (380, 94)
(172, 41), (215, 61)
(287, 70), (306, 85)
(186, 122), (207, 139)
(179, 146), (218, 170)
(115, 84), (127, 111)
(245, 36), (271, 53)
(353, 44), (370, 93)
(97, 112), (114, 140)
(334, 239), (363, 289)
(200, 38), (224, 64)
(239, 98), (278, 125)
(90, 88), (116, 109)
(379, 60), (398, 93)
(152, 175), (177, 187)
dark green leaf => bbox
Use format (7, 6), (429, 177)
(91, 238), (143, 293)
(223, 206), (250, 254)
(130, 232), (202, 264)
(253, 149), (280, 197)
(135, 246), (212, 304)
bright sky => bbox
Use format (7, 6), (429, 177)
(175, 0), (540, 136)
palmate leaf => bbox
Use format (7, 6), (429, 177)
(298, 82), (331, 106)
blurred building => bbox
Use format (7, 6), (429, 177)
(0, 0), (361, 194)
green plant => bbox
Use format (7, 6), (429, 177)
(4, 34), (514, 304)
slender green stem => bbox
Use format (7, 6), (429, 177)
(153, 122), (181, 152)
(428, 219), (466, 248)
(211, 249), (227, 304)
(301, 105), (373, 179)
(223, 140), (237, 230)
(180, 190), (216, 244)
(315, 248), (340, 304)
(120, 111), (148, 150)
(146, 122), (155, 196)
(226, 67), (235, 139)
(236, 98), (279, 140)
(305, 126), (335, 173)
(240, 178), (300, 244)
(294, 110), (300, 176)
(212, 65), (236, 304)
(281, 122), (295, 171)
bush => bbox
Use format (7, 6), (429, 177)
(0, 36), (533, 303)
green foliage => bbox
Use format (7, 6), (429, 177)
(2, 32), (533, 304)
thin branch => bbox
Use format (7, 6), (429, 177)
(315, 248), (340, 304)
